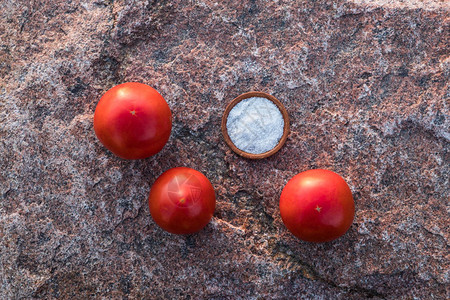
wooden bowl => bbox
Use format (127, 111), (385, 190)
(221, 91), (290, 159)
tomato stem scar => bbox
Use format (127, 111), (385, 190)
(130, 110), (136, 116)
(315, 205), (322, 212)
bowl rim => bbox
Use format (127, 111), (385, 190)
(221, 91), (290, 159)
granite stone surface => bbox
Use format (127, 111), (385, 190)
(0, 0), (449, 299)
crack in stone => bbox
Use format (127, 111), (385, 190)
(109, 0), (117, 35)
(269, 245), (387, 298)
(19, 3), (35, 33)
(113, 201), (145, 232)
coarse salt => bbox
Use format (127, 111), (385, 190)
(226, 97), (284, 154)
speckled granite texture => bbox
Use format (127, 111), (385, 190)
(0, 0), (449, 299)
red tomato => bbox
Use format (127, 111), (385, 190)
(279, 169), (355, 243)
(94, 82), (172, 159)
(149, 167), (216, 234)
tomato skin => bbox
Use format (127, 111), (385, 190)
(94, 82), (172, 159)
(149, 167), (216, 235)
(279, 169), (355, 243)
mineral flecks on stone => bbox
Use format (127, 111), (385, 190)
(0, 0), (448, 298)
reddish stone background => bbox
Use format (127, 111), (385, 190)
(0, 0), (449, 299)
